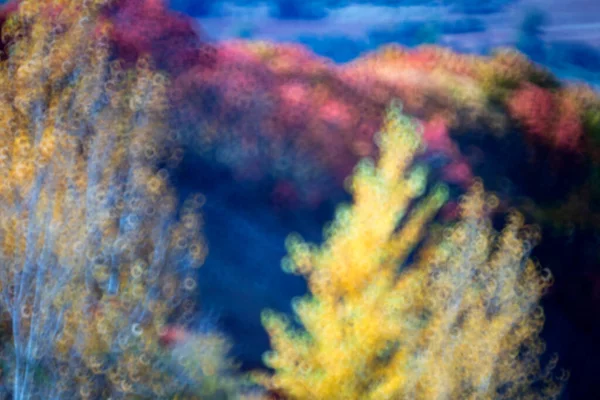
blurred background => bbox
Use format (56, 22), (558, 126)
(152, 2), (600, 399)
(0, 0), (587, 398)
(171, 0), (600, 87)
(0, 0), (599, 398)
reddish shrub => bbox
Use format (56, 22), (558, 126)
(100, 0), (215, 72)
(507, 83), (556, 141)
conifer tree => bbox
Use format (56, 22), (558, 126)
(260, 102), (566, 400)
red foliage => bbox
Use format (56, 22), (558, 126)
(6, 0), (576, 207)
(508, 83), (584, 154)
(167, 38), (484, 203)
(554, 96), (584, 152)
(0, 0), (215, 73)
(507, 83), (555, 141)
(422, 115), (455, 154)
(100, 0), (215, 73)
(442, 159), (474, 187)
(169, 41), (381, 202)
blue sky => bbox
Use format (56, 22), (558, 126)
(183, 0), (600, 87)
(183, 0), (600, 48)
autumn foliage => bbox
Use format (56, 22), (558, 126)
(0, 1), (251, 398)
(0, 0), (598, 398)
(259, 104), (565, 400)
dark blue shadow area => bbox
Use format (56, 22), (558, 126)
(173, 153), (337, 370)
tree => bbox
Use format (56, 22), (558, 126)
(258, 102), (565, 399)
(0, 1), (251, 398)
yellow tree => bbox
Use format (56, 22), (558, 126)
(259, 102), (566, 399)
(0, 1), (254, 399)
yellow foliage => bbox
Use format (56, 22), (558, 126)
(0, 2), (251, 399)
(260, 103), (565, 400)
